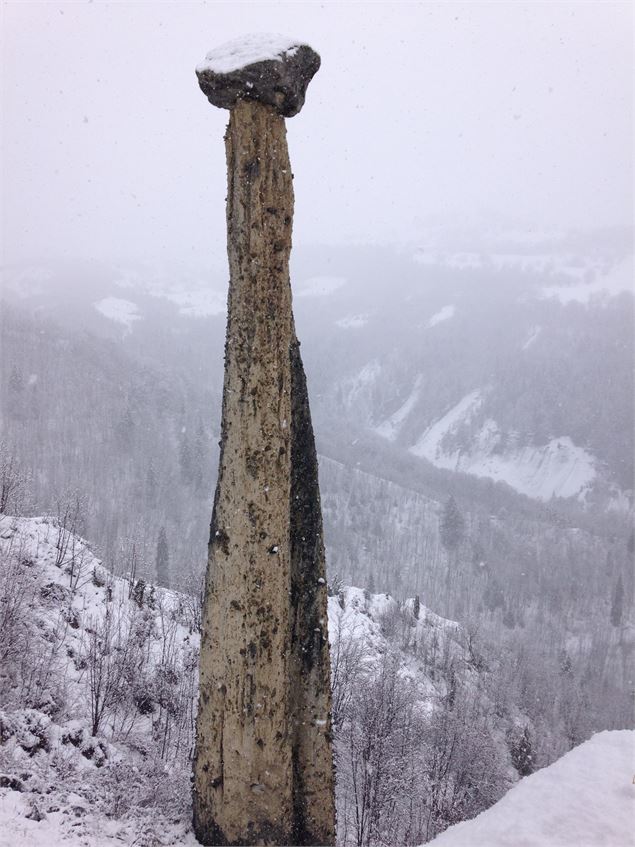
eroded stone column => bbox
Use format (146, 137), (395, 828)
(193, 36), (335, 847)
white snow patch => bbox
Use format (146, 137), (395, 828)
(427, 730), (635, 847)
(427, 304), (455, 328)
(160, 288), (226, 317)
(0, 515), (200, 847)
(1, 265), (53, 299)
(492, 252), (588, 277)
(336, 314), (368, 329)
(114, 267), (227, 317)
(375, 377), (422, 442)
(522, 325), (541, 350)
(413, 249), (603, 280)
(295, 276), (346, 297)
(197, 34), (303, 74)
(458, 435), (597, 501)
(411, 390), (483, 462)
(411, 392), (597, 500)
(94, 297), (141, 329)
(341, 361), (382, 413)
(541, 256), (634, 304)
(354, 360), (381, 387)
(414, 251), (482, 270)
(607, 488), (633, 513)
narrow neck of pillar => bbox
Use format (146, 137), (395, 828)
(225, 100), (294, 281)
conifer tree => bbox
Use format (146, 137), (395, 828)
(510, 726), (535, 777)
(413, 594), (421, 620)
(611, 573), (624, 628)
(440, 495), (465, 554)
(156, 526), (170, 588)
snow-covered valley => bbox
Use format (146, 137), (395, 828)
(1, 235), (633, 845)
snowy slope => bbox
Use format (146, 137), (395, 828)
(0, 515), (199, 847)
(295, 274), (347, 297)
(427, 730), (635, 847)
(541, 255), (634, 304)
(5, 517), (630, 847)
(374, 376), (422, 441)
(94, 297), (141, 329)
(0, 516), (482, 847)
(409, 391), (598, 501)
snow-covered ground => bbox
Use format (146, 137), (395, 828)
(336, 314), (368, 329)
(0, 515), (199, 847)
(426, 304), (455, 328)
(374, 377), (422, 442)
(410, 391), (598, 501)
(521, 325), (541, 350)
(427, 730), (635, 847)
(157, 287), (226, 318)
(295, 275), (347, 297)
(3, 516), (631, 847)
(410, 389), (483, 464)
(341, 360), (382, 417)
(94, 297), (141, 329)
(114, 266), (227, 318)
(412, 249), (603, 280)
(463, 435), (597, 501)
(541, 255), (633, 305)
(0, 515), (475, 847)
(0, 265), (53, 299)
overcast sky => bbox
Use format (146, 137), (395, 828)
(1, 1), (632, 266)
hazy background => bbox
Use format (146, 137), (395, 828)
(2, 0), (633, 267)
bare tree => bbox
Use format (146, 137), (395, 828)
(0, 442), (29, 515)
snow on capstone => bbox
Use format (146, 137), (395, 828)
(426, 730), (635, 847)
(196, 35), (320, 117)
(196, 33), (302, 74)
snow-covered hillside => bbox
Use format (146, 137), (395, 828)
(0, 515), (519, 846)
(0, 515), (200, 847)
(2, 514), (631, 846)
(427, 730), (635, 847)
(373, 384), (604, 502)
(409, 390), (598, 501)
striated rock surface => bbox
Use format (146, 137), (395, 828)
(193, 36), (334, 847)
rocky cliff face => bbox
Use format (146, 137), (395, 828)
(193, 98), (335, 846)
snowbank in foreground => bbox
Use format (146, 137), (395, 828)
(427, 730), (635, 847)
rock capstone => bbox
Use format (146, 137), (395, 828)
(196, 34), (320, 117)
